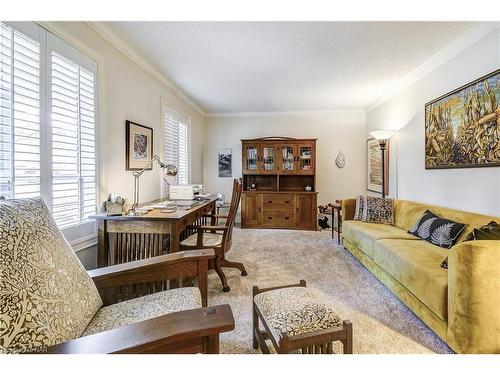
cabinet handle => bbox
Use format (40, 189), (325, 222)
(285, 200), (290, 204)
(258, 207), (261, 213)
(268, 200), (272, 203)
(285, 217), (289, 220)
(296, 207), (299, 213)
(268, 216), (273, 220)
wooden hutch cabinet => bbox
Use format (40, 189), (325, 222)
(241, 137), (318, 230)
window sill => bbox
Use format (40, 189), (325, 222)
(61, 220), (97, 252)
(69, 234), (97, 252)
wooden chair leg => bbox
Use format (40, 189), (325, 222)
(220, 259), (247, 276)
(252, 286), (259, 349)
(214, 256), (230, 292)
(342, 320), (353, 354)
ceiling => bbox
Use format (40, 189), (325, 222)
(100, 22), (478, 114)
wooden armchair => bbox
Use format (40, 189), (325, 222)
(0, 197), (234, 354)
(47, 250), (234, 354)
(180, 179), (247, 292)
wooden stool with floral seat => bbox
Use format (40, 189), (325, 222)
(252, 280), (353, 354)
(180, 179), (247, 292)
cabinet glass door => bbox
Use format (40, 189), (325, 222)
(262, 146), (275, 172)
(244, 145), (258, 172)
(281, 145), (295, 172)
(299, 146), (313, 172)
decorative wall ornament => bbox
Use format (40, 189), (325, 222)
(218, 148), (232, 177)
(335, 151), (345, 168)
(425, 69), (500, 169)
(125, 120), (153, 171)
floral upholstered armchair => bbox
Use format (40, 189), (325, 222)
(0, 197), (234, 354)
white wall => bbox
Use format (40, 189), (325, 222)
(43, 22), (205, 205)
(366, 28), (500, 216)
(203, 111), (366, 205)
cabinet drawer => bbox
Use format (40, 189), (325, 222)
(262, 194), (294, 209)
(262, 210), (294, 226)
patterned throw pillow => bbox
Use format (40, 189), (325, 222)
(408, 210), (465, 250)
(0, 198), (103, 353)
(441, 221), (499, 269)
(353, 195), (365, 221)
(361, 196), (394, 225)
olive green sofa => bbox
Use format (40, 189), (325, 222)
(341, 198), (500, 354)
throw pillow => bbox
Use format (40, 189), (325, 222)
(464, 221), (500, 241)
(361, 196), (394, 225)
(408, 210), (465, 249)
(0, 198), (103, 353)
(441, 221), (499, 269)
(353, 195), (365, 221)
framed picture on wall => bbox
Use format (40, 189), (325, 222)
(425, 68), (500, 169)
(367, 138), (389, 194)
(125, 120), (153, 170)
(218, 148), (232, 177)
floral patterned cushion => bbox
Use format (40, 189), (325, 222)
(82, 287), (202, 336)
(254, 287), (342, 343)
(362, 196), (394, 225)
(0, 198), (102, 353)
(180, 232), (223, 247)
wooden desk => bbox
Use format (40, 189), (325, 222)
(92, 197), (217, 268)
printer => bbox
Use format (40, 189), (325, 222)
(169, 184), (205, 200)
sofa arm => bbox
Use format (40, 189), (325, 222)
(341, 198), (356, 221)
(448, 240), (500, 353)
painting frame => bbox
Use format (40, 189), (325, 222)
(366, 138), (389, 195)
(125, 120), (154, 171)
(424, 69), (500, 170)
(218, 148), (232, 178)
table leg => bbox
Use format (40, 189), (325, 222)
(97, 220), (109, 268)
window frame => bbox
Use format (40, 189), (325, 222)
(2, 21), (100, 245)
(162, 102), (191, 188)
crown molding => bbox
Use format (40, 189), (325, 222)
(205, 109), (366, 120)
(86, 22), (206, 117)
(365, 22), (500, 112)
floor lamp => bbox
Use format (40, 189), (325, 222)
(369, 129), (396, 198)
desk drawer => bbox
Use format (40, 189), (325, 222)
(262, 209), (294, 226)
(262, 194), (294, 209)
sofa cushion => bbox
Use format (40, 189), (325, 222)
(0, 198), (102, 353)
(408, 210), (466, 249)
(342, 220), (418, 258)
(362, 196), (394, 225)
(393, 200), (499, 243)
(82, 287), (202, 336)
(373, 239), (449, 320)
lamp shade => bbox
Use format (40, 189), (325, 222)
(369, 129), (397, 141)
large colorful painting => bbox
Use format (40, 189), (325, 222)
(425, 69), (500, 169)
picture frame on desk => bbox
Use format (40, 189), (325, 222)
(125, 120), (154, 170)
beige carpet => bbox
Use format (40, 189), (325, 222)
(207, 228), (453, 354)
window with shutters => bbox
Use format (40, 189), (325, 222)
(163, 106), (190, 185)
(1, 22), (98, 236)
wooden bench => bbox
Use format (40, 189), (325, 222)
(252, 280), (353, 354)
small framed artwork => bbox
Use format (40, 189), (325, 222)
(218, 148), (232, 177)
(366, 138), (389, 194)
(125, 120), (153, 170)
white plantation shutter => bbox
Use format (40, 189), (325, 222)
(0, 23), (41, 199)
(164, 107), (190, 185)
(0, 22), (98, 244)
(50, 51), (96, 227)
